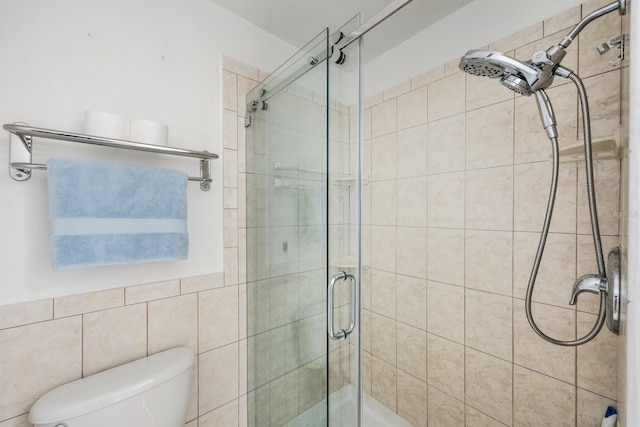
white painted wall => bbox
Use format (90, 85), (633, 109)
(0, 0), (296, 305)
(363, 0), (585, 96)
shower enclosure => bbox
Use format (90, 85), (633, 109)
(244, 19), (364, 426)
(244, 0), (626, 425)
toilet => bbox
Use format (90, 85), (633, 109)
(29, 347), (194, 427)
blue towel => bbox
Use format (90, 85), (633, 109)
(47, 158), (188, 270)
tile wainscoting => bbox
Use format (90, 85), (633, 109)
(0, 273), (248, 427)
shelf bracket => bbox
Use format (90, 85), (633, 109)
(9, 122), (32, 181)
(199, 157), (211, 191)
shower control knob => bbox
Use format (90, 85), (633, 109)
(532, 50), (554, 66)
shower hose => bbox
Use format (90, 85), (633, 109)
(525, 72), (607, 346)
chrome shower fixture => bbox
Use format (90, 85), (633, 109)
(459, 45), (569, 97)
(459, 0), (627, 96)
(597, 34), (627, 66)
(459, 50), (541, 96)
(597, 34), (625, 54)
(459, 50), (564, 139)
(458, 0), (626, 346)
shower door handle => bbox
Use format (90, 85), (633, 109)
(327, 271), (357, 340)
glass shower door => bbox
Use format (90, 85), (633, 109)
(245, 22), (361, 427)
(326, 16), (362, 427)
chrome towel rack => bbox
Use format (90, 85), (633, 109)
(4, 123), (218, 191)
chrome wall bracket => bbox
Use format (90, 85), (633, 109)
(619, 0), (627, 15)
(606, 247), (621, 334)
(198, 157), (211, 191)
(596, 34), (627, 66)
(9, 122), (33, 181)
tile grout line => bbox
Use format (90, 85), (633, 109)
(512, 74), (517, 427)
(574, 13), (581, 426)
(462, 69), (468, 426)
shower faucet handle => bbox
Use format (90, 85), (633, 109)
(569, 274), (607, 305)
(533, 45), (567, 68)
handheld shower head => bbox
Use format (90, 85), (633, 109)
(459, 50), (548, 96)
(458, 50), (509, 78)
(459, 50), (531, 77)
(459, 50), (559, 139)
(501, 74), (533, 96)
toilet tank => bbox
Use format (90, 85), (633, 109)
(29, 347), (194, 427)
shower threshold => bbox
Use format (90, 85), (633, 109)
(284, 383), (413, 427)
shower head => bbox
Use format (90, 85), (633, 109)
(459, 49), (559, 140)
(501, 74), (532, 96)
(459, 50), (510, 78)
(459, 50), (528, 77)
(459, 50), (547, 96)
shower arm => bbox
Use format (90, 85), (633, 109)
(559, 0), (626, 49)
(528, 0), (625, 87)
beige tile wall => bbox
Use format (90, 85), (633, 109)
(0, 273), (251, 427)
(215, 55), (264, 427)
(361, 0), (623, 425)
(617, 2), (632, 424)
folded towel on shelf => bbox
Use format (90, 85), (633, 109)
(47, 158), (189, 270)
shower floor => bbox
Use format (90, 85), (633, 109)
(285, 384), (412, 427)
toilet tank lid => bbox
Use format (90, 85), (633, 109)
(29, 347), (194, 424)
